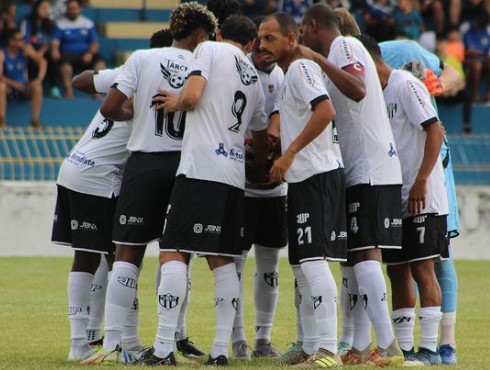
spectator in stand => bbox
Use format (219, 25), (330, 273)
(50, 0), (105, 99)
(237, 0), (277, 19)
(206, 0), (243, 27)
(278, 0), (313, 24)
(419, 0), (461, 37)
(363, 0), (397, 41)
(0, 0), (17, 47)
(20, 0), (61, 99)
(394, 0), (424, 40)
(436, 26), (465, 97)
(462, 9), (490, 102)
(0, 28), (46, 128)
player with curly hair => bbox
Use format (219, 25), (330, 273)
(81, 3), (218, 365)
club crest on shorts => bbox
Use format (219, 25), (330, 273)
(159, 293), (179, 310)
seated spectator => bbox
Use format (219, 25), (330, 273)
(363, 0), (397, 41)
(237, 0), (277, 19)
(0, 0), (17, 47)
(278, 0), (313, 24)
(206, 0), (243, 27)
(0, 28), (46, 128)
(462, 9), (490, 102)
(50, 0), (105, 98)
(20, 0), (61, 98)
(394, 0), (424, 40)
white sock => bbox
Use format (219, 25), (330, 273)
(86, 256), (108, 343)
(68, 271), (93, 347)
(348, 271), (372, 351)
(176, 256), (193, 341)
(254, 245), (280, 343)
(439, 312), (456, 346)
(392, 308), (415, 351)
(419, 306), (442, 352)
(339, 265), (354, 346)
(154, 261), (188, 358)
(354, 260), (395, 349)
(292, 264), (318, 355)
(301, 260), (338, 354)
(294, 275), (303, 343)
(211, 263), (239, 358)
(232, 252), (248, 344)
(104, 261), (139, 351)
(122, 263), (144, 351)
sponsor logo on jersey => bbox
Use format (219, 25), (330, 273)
(387, 102), (397, 119)
(388, 142), (397, 157)
(407, 80), (425, 107)
(340, 39), (353, 61)
(299, 61), (315, 86)
(235, 55), (258, 86)
(68, 151), (95, 167)
(160, 61), (187, 89)
(215, 142), (228, 157)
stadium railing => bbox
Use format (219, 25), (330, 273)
(0, 126), (84, 181)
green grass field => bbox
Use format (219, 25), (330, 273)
(1, 257), (488, 369)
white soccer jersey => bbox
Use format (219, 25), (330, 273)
(177, 41), (267, 189)
(326, 36), (402, 187)
(57, 67), (131, 198)
(115, 47), (193, 153)
(383, 70), (448, 218)
(245, 54), (287, 198)
(276, 59), (343, 184)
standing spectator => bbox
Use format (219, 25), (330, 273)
(20, 0), (61, 98)
(462, 8), (490, 102)
(0, 28), (46, 128)
(238, 0), (277, 19)
(363, 0), (397, 41)
(0, 0), (16, 47)
(50, 0), (105, 98)
(394, 0), (424, 40)
(278, 0), (313, 24)
(206, 0), (243, 27)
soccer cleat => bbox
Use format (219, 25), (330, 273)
(414, 347), (442, 365)
(401, 347), (425, 367)
(204, 354), (228, 366)
(176, 337), (206, 358)
(132, 347), (177, 366)
(279, 348), (311, 366)
(252, 341), (281, 358)
(232, 340), (251, 360)
(292, 348), (342, 368)
(80, 346), (121, 365)
(364, 340), (405, 367)
(121, 345), (146, 364)
(278, 341), (303, 364)
(341, 345), (370, 365)
(337, 341), (352, 357)
(175, 351), (200, 366)
(68, 344), (96, 361)
(439, 344), (457, 365)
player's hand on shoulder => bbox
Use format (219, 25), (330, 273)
(153, 88), (180, 112)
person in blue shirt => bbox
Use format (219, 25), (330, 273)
(50, 0), (105, 98)
(0, 28), (46, 128)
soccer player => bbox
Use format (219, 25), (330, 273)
(138, 14), (269, 366)
(360, 34), (449, 365)
(51, 66), (131, 361)
(81, 3), (218, 365)
(299, 4), (404, 366)
(231, 22), (286, 360)
(259, 12), (346, 368)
